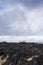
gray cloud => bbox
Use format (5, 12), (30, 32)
(0, 0), (43, 9)
(14, 0), (43, 9)
(0, 0), (43, 36)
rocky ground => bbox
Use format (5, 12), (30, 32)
(0, 42), (43, 65)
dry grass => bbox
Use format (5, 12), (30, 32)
(26, 55), (38, 61)
(0, 55), (9, 65)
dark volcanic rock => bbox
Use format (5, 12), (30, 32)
(0, 42), (43, 65)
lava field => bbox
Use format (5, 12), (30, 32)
(0, 42), (43, 65)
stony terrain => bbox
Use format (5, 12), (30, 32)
(0, 42), (43, 65)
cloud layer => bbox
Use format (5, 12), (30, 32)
(0, 36), (43, 42)
(0, 0), (43, 36)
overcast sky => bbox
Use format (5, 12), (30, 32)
(0, 0), (43, 42)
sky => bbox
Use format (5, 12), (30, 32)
(0, 0), (43, 42)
